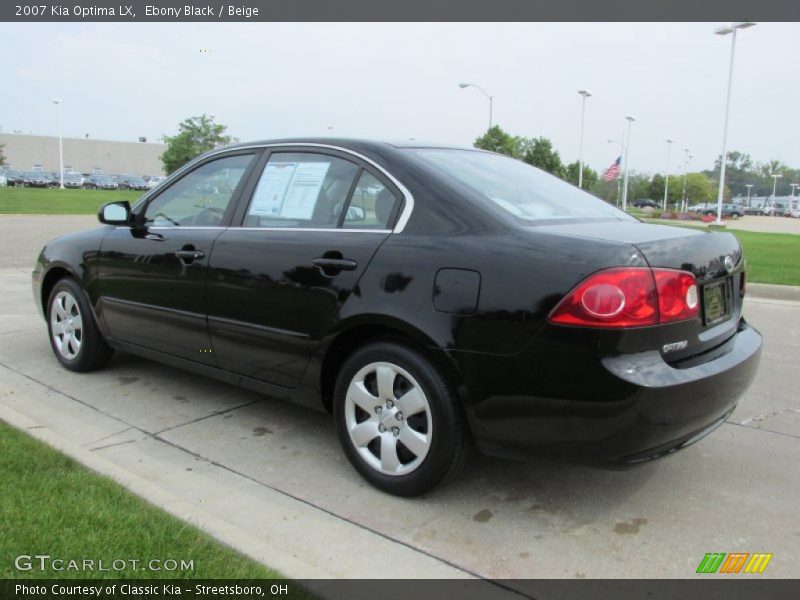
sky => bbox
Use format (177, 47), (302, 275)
(1, 22), (798, 175)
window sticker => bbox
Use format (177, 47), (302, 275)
(249, 161), (331, 219)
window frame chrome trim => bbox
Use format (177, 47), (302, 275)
(132, 142), (414, 234)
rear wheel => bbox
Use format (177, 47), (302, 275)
(47, 278), (113, 372)
(334, 340), (470, 496)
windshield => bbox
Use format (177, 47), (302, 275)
(408, 149), (635, 223)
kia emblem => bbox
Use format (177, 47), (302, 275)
(724, 255), (734, 273)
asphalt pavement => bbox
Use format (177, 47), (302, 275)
(1, 215), (798, 585)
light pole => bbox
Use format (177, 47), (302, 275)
(52, 98), (64, 189)
(662, 138), (674, 210)
(792, 183), (800, 209)
(745, 183), (753, 207)
(680, 148), (691, 212)
(577, 89), (592, 189)
(713, 21), (756, 225)
(459, 83), (493, 130)
(771, 173), (782, 206)
(621, 115), (636, 212)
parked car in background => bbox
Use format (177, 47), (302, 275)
(62, 173), (85, 189)
(31, 138), (762, 496)
(147, 176), (167, 189)
(743, 206), (762, 216)
(85, 175), (119, 190)
(701, 204), (743, 219)
(21, 171), (56, 188)
(125, 176), (149, 191)
(114, 174), (136, 189)
(1, 169), (21, 186)
(788, 208), (800, 218)
(632, 199), (658, 209)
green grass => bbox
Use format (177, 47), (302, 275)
(642, 219), (800, 286)
(0, 186), (143, 214)
(0, 420), (282, 579)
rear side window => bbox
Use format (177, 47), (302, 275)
(244, 153), (360, 228)
(343, 171), (399, 230)
(409, 148), (635, 223)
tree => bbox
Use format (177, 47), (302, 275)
(160, 114), (235, 174)
(0, 143), (6, 166)
(521, 136), (565, 178)
(473, 125), (524, 158)
(564, 161), (598, 189)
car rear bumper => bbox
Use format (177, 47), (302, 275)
(458, 322), (762, 462)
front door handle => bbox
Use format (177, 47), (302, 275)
(175, 250), (205, 261)
(313, 257), (357, 272)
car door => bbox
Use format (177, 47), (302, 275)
(205, 148), (403, 388)
(97, 150), (260, 363)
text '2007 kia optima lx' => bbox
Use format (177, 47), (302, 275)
(32, 139), (762, 496)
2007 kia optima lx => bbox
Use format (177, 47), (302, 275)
(32, 139), (762, 496)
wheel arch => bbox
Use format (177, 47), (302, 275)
(318, 316), (465, 414)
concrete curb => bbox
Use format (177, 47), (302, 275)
(0, 402), (473, 582)
(746, 283), (800, 303)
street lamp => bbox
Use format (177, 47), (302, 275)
(52, 98), (64, 189)
(713, 21), (756, 225)
(662, 138), (674, 210)
(458, 82), (493, 130)
(621, 115), (636, 212)
(577, 89), (592, 189)
(771, 173), (782, 205)
(680, 148), (692, 211)
(745, 183), (754, 207)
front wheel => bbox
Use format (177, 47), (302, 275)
(47, 278), (113, 372)
(334, 340), (470, 496)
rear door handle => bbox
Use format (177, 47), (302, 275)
(175, 250), (205, 260)
(313, 257), (357, 272)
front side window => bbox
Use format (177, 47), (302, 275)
(244, 153), (359, 228)
(144, 153), (254, 227)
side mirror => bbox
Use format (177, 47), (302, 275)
(98, 201), (130, 225)
(345, 206), (366, 222)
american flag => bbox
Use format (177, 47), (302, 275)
(602, 156), (622, 181)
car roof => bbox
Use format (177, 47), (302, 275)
(220, 137), (481, 153)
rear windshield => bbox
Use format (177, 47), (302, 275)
(408, 149), (635, 223)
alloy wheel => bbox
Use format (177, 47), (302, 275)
(50, 290), (83, 360)
(344, 361), (433, 476)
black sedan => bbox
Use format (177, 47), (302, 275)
(32, 139), (762, 496)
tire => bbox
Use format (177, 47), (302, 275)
(705, 211), (714, 216)
(732, 212), (740, 219)
(334, 340), (470, 496)
(46, 277), (113, 372)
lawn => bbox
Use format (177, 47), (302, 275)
(641, 219), (800, 286)
(0, 186), (143, 214)
(0, 420), (282, 580)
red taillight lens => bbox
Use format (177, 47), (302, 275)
(548, 268), (658, 328)
(654, 269), (699, 323)
(548, 267), (699, 328)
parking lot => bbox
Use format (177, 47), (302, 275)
(1, 215), (798, 583)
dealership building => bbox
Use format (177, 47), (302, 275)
(0, 133), (166, 176)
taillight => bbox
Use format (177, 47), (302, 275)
(654, 270), (699, 323)
(548, 267), (698, 328)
